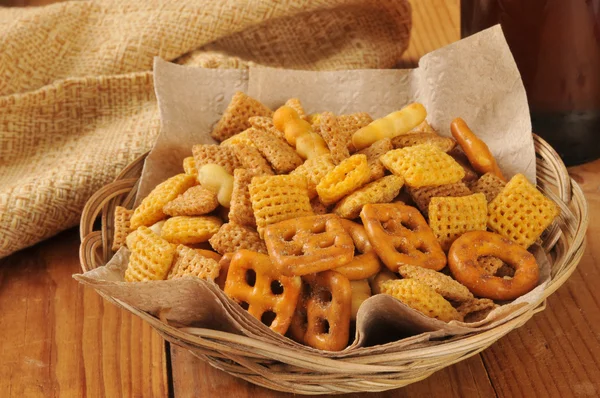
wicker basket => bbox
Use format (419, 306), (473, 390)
(79, 134), (588, 395)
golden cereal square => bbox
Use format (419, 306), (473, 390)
(357, 138), (393, 182)
(163, 185), (219, 217)
(192, 144), (241, 175)
(428, 193), (488, 251)
(130, 174), (197, 230)
(124, 227), (175, 282)
(229, 169), (258, 227)
(380, 144), (465, 188)
(112, 206), (133, 251)
(211, 92), (273, 142)
(220, 129), (256, 147)
(161, 216), (223, 245)
(248, 174), (313, 237)
(247, 127), (303, 173)
(397, 264), (473, 302)
(469, 172), (507, 203)
(208, 222), (267, 255)
(167, 245), (221, 281)
(316, 154), (371, 205)
(488, 173), (560, 248)
(333, 175), (404, 219)
(290, 154), (336, 199)
(182, 156), (197, 176)
(408, 181), (472, 216)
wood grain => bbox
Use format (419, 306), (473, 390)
(0, 229), (169, 398)
(480, 160), (600, 398)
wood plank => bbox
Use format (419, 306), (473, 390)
(170, 345), (495, 397)
(481, 159), (600, 398)
(0, 229), (169, 398)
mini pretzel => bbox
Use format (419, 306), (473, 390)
(450, 118), (506, 181)
(264, 214), (355, 276)
(360, 203), (446, 272)
(334, 220), (381, 280)
(448, 231), (539, 300)
(289, 271), (352, 351)
(224, 250), (301, 335)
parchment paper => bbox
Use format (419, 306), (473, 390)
(75, 26), (546, 355)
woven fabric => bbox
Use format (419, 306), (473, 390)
(0, 0), (411, 259)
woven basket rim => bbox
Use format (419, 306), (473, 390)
(77, 134), (589, 394)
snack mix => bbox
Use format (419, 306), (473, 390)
(117, 92), (560, 351)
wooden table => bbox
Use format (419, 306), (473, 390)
(2, 0), (600, 396)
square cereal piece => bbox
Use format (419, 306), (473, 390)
(220, 129), (256, 147)
(428, 193), (488, 251)
(163, 185), (219, 217)
(248, 116), (286, 140)
(130, 174), (197, 229)
(316, 154), (371, 205)
(229, 169), (259, 227)
(167, 245), (221, 281)
(232, 144), (274, 176)
(182, 157), (197, 176)
(488, 173), (560, 248)
(310, 197), (330, 215)
(391, 133), (456, 153)
(380, 144), (465, 188)
(333, 175), (404, 219)
(408, 120), (437, 134)
(211, 92), (273, 142)
(161, 216), (223, 245)
(124, 227), (176, 282)
(319, 112), (350, 164)
(248, 174), (313, 237)
(112, 206), (133, 251)
(264, 214), (355, 276)
(290, 154), (336, 199)
(357, 138), (393, 182)
(209, 222), (267, 254)
(192, 144), (241, 175)
(247, 127), (303, 174)
(469, 172), (507, 202)
(408, 181), (472, 216)
(337, 112), (373, 152)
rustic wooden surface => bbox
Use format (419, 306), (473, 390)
(2, 0), (599, 397)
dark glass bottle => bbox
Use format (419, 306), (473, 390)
(462, 0), (600, 165)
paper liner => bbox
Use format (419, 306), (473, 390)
(76, 26), (548, 355)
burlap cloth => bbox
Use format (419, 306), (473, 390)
(0, 0), (411, 259)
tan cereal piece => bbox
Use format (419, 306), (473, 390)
(316, 154), (371, 205)
(208, 222), (267, 255)
(211, 91), (273, 142)
(398, 264), (474, 302)
(478, 256), (505, 275)
(232, 144), (274, 175)
(248, 116), (286, 140)
(357, 138), (393, 182)
(333, 175), (404, 219)
(229, 169), (258, 227)
(167, 244), (221, 281)
(428, 193), (488, 251)
(408, 181), (473, 216)
(337, 112), (373, 144)
(112, 206), (133, 251)
(290, 154), (336, 199)
(220, 129), (256, 147)
(182, 156), (197, 176)
(381, 279), (462, 322)
(408, 120), (437, 134)
(448, 147), (479, 183)
(130, 174), (197, 230)
(488, 174), (560, 248)
(285, 98), (308, 121)
(248, 174), (313, 237)
(124, 227), (176, 282)
(192, 144), (241, 175)
(163, 186), (219, 217)
(391, 133), (456, 153)
(310, 197), (330, 215)
(319, 112), (350, 164)
(380, 144), (465, 188)
(469, 172), (507, 203)
(457, 298), (498, 323)
(161, 216), (223, 245)
(247, 127), (303, 173)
